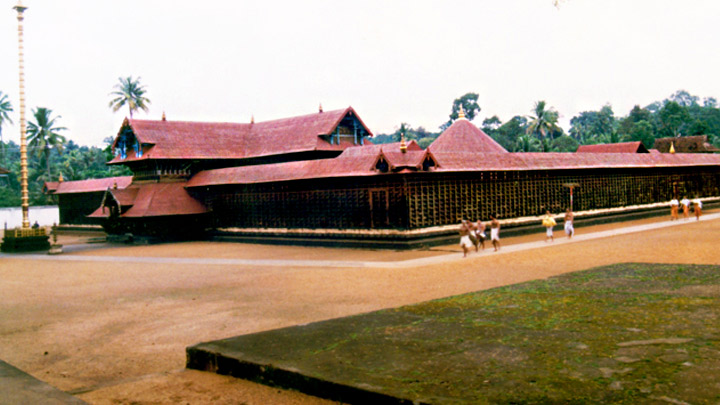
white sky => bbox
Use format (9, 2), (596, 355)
(1, 0), (719, 147)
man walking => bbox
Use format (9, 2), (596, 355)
(490, 214), (501, 252)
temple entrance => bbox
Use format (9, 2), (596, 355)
(369, 189), (389, 228)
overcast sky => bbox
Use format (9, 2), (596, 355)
(1, 0), (719, 147)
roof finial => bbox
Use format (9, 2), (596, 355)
(400, 131), (407, 153)
(319, 103), (323, 113)
(58, 172), (64, 183)
(162, 111), (166, 121)
(251, 115), (254, 124)
(670, 141), (675, 154)
(458, 105), (466, 120)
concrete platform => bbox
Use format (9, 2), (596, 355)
(187, 314), (424, 404)
(0, 360), (86, 405)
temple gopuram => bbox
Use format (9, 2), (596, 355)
(50, 106), (720, 247)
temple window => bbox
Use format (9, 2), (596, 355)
(375, 157), (389, 173)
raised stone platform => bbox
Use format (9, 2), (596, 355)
(0, 360), (86, 404)
(187, 312), (425, 404)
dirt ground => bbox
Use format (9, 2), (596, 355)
(1, 212), (719, 404)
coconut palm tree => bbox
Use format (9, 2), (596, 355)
(27, 107), (67, 180)
(527, 100), (561, 139)
(108, 76), (151, 118)
(0, 91), (13, 164)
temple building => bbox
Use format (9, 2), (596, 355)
(50, 106), (720, 246)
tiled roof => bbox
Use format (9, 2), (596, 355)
(43, 181), (59, 194)
(431, 151), (720, 171)
(89, 181), (207, 218)
(428, 119), (507, 154)
(122, 182), (207, 217)
(653, 136), (720, 153)
(186, 149), (720, 188)
(186, 141), (437, 187)
(108, 107), (373, 164)
(108, 187), (139, 207)
(54, 176), (133, 194)
(576, 142), (648, 153)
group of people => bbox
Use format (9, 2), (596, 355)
(669, 197), (703, 221)
(461, 195), (706, 256)
(542, 209), (574, 242)
(460, 209), (575, 257)
(459, 215), (501, 257)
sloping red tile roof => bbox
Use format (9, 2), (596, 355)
(186, 141), (437, 187)
(54, 176), (133, 194)
(428, 119), (507, 154)
(576, 142), (648, 153)
(109, 107), (373, 164)
(431, 151), (720, 171)
(123, 182), (207, 217)
(108, 187), (139, 207)
(89, 182), (207, 218)
(186, 149), (720, 188)
(43, 181), (59, 194)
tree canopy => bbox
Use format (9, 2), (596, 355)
(372, 89), (720, 153)
(109, 76), (151, 118)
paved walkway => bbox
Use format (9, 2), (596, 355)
(3, 212), (718, 269)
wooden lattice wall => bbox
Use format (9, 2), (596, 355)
(209, 178), (408, 230)
(206, 167), (720, 231)
(406, 167), (720, 228)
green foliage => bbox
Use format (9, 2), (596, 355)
(376, 89), (720, 154)
(441, 92), (481, 130)
(0, 137), (130, 208)
(371, 123), (440, 149)
(658, 101), (691, 137)
(0, 91), (13, 141)
(551, 136), (579, 152)
(109, 76), (151, 118)
(527, 100), (562, 139)
(494, 115), (528, 151)
(27, 107), (67, 179)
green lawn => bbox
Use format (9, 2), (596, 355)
(189, 263), (720, 404)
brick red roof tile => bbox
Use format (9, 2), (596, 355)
(43, 181), (59, 194)
(428, 119), (507, 154)
(89, 182), (207, 218)
(54, 176), (133, 194)
(576, 142), (648, 153)
(109, 107), (372, 164)
(186, 149), (720, 188)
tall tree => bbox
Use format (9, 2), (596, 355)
(109, 76), (151, 118)
(442, 93), (481, 130)
(0, 91), (13, 164)
(527, 101), (561, 139)
(27, 107), (67, 180)
(658, 101), (691, 137)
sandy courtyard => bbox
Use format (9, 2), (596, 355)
(1, 212), (719, 404)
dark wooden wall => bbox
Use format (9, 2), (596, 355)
(204, 166), (720, 231)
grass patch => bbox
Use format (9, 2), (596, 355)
(191, 263), (720, 404)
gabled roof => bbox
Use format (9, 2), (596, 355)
(653, 136), (719, 153)
(54, 176), (133, 194)
(89, 181), (207, 218)
(428, 118), (507, 154)
(576, 142), (649, 153)
(108, 107), (373, 164)
(43, 181), (59, 194)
